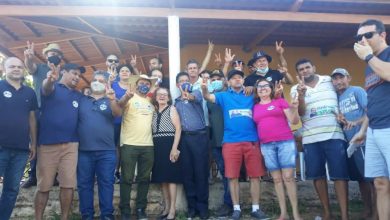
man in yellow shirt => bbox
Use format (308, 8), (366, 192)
(117, 74), (157, 220)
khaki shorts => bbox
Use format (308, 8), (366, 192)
(37, 142), (78, 192)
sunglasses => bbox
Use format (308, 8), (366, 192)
(107, 59), (119, 63)
(354, 31), (378, 41)
(257, 84), (271, 89)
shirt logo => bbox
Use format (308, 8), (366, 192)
(266, 77), (272, 82)
(3, 91), (12, 98)
(229, 109), (252, 119)
(72, 100), (79, 108)
(99, 103), (107, 111)
(267, 105), (275, 111)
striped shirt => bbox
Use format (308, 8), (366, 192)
(290, 75), (344, 144)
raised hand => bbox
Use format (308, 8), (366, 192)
(224, 48), (235, 63)
(244, 86), (253, 96)
(47, 63), (60, 83)
(275, 41), (285, 55)
(179, 84), (190, 100)
(208, 40), (214, 51)
(354, 38), (373, 60)
(201, 77), (208, 91)
(275, 80), (284, 97)
(296, 75), (307, 97)
(290, 93), (299, 109)
(130, 55), (137, 67)
(24, 41), (35, 59)
(125, 84), (135, 98)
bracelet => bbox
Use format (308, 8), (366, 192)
(364, 54), (374, 63)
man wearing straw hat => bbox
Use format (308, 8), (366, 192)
(117, 74), (157, 220)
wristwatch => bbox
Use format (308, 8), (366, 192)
(364, 54), (374, 63)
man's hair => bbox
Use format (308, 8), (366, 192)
(200, 70), (211, 78)
(359, 19), (386, 33)
(176, 71), (189, 83)
(150, 57), (163, 65)
(106, 54), (118, 59)
(116, 64), (134, 75)
(186, 59), (199, 67)
(295, 58), (314, 71)
(93, 70), (108, 81)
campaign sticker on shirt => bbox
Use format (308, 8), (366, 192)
(99, 103), (107, 111)
(3, 91), (12, 98)
(267, 105), (275, 111)
(266, 77), (272, 82)
(72, 100), (79, 108)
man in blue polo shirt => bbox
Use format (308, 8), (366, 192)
(202, 70), (269, 220)
(175, 72), (209, 220)
(34, 63), (85, 220)
(77, 71), (122, 220)
(0, 57), (38, 220)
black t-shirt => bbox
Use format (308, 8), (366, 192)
(365, 46), (390, 129)
(244, 69), (284, 87)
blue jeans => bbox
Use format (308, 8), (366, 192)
(212, 147), (232, 207)
(0, 147), (29, 220)
(77, 150), (116, 219)
(260, 139), (297, 172)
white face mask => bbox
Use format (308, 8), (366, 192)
(91, 81), (106, 94)
(256, 67), (269, 75)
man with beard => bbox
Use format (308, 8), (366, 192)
(0, 57), (37, 219)
(77, 71), (122, 220)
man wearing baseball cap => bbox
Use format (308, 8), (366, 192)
(34, 63), (85, 220)
(331, 68), (376, 219)
(202, 70), (269, 220)
(244, 43), (293, 96)
(23, 42), (64, 188)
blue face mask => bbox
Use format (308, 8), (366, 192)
(138, 84), (150, 94)
(181, 82), (192, 93)
(209, 80), (224, 92)
(256, 67), (269, 75)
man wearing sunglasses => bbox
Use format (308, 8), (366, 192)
(106, 54), (120, 73)
(353, 19), (390, 220)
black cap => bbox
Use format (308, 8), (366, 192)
(62, 63), (86, 74)
(227, 69), (244, 80)
(251, 50), (272, 63)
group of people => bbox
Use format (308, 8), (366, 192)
(0, 18), (389, 220)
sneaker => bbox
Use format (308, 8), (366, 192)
(199, 211), (209, 220)
(21, 178), (37, 188)
(136, 208), (147, 220)
(231, 210), (241, 220)
(120, 213), (131, 220)
(215, 204), (232, 217)
(186, 209), (197, 219)
(250, 209), (270, 220)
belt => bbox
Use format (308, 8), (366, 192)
(182, 129), (207, 135)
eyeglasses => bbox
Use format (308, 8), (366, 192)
(107, 59), (119, 63)
(257, 84), (271, 89)
(156, 93), (168, 97)
(354, 31), (378, 41)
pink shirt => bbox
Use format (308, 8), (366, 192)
(253, 98), (294, 143)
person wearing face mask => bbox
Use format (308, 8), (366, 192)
(23, 42), (64, 188)
(117, 74), (157, 220)
(244, 43), (293, 96)
(110, 64), (135, 183)
(206, 71), (234, 217)
(77, 71), (122, 220)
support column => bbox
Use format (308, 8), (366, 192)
(168, 15), (180, 100)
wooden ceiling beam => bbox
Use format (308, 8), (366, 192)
(68, 40), (88, 61)
(21, 21), (42, 37)
(0, 23), (18, 41)
(320, 36), (356, 55)
(74, 49), (168, 67)
(2, 5), (390, 24)
(113, 39), (124, 55)
(89, 36), (106, 58)
(243, 0), (304, 52)
(5, 32), (92, 49)
(9, 16), (167, 49)
(0, 43), (17, 57)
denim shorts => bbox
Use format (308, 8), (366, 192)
(303, 139), (349, 180)
(260, 139), (297, 172)
(365, 127), (390, 178)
